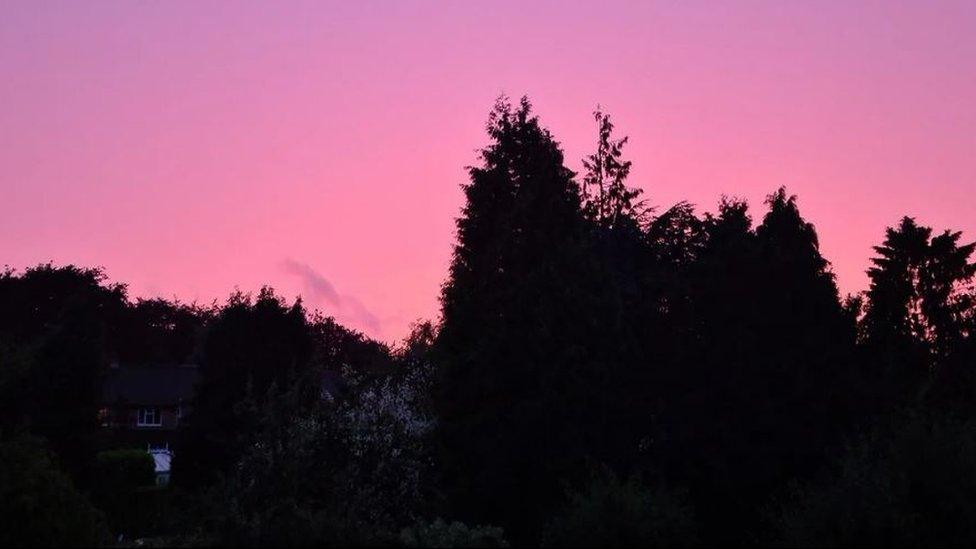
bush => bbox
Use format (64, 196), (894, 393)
(0, 433), (109, 547)
(95, 448), (156, 494)
(767, 411), (976, 547)
(216, 364), (435, 546)
(92, 448), (160, 536)
(400, 518), (508, 548)
(541, 470), (698, 548)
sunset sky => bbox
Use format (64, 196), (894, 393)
(2, 1), (974, 342)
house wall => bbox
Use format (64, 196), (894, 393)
(100, 404), (186, 451)
(103, 404), (181, 430)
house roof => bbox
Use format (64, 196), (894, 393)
(102, 364), (200, 406)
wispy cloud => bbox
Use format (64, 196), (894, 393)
(280, 259), (383, 338)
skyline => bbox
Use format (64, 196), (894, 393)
(3, 0), (974, 341)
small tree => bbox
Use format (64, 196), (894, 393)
(582, 107), (645, 229)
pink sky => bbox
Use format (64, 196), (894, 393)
(2, 1), (974, 342)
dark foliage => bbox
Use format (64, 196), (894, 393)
(173, 288), (316, 488)
(433, 98), (976, 545)
(0, 433), (109, 547)
(0, 265), (127, 485)
(767, 411), (976, 547)
(115, 298), (213, 365)
(91, 448), (157, 534)
(2, 98), (976, 547)
(436, 96), (621, 542)
(542, 469), (697, 548)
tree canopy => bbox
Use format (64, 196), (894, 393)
(3, 97), (976, 547)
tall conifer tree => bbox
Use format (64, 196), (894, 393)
(436, 97), (594, 542)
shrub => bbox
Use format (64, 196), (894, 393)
(217, 363), (436, 546)
(400, 518), (508, 548)
(91, 448), (160, 536)
(541, 470), (698, 548)
(767, 411), (976, 547)
(95, 448), (156, 494)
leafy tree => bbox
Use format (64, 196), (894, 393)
(642, 201), (706, 419)
(115, 298), (212, 365)
(308, 310), (396, 390)
(646, 201), (706, 269)
(217, 359), (435, 546)
(174, 288), (314, 488)
(397, 319), (437, 365)
(0, 264), (127, 484)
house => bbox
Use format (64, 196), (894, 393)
(100, 364), (200, 485)
(100, 364), (344, 485)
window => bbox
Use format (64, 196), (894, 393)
(137, 407), (162, 427)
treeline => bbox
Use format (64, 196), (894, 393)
(2, 96), (976, 547)
(436, 98), (976, 546)
(0, 271), (405, 545)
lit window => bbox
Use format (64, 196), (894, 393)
(137, 407), (161, 427)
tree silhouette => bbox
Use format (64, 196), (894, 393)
(4, 98), (976, 547)
(0, 265), (127, 486)
(173, 288), (314, 488)
(436, 96), (599, 542)
(862, 217), (976, 409)
(581, 107), (646, 229)
(646, 190), (857, 544)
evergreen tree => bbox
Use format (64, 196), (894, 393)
(655, 191), (855, 543)
(436, 96), (595, 542)
(581, 107), (645, 230)
(862, 217), (976, 409)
